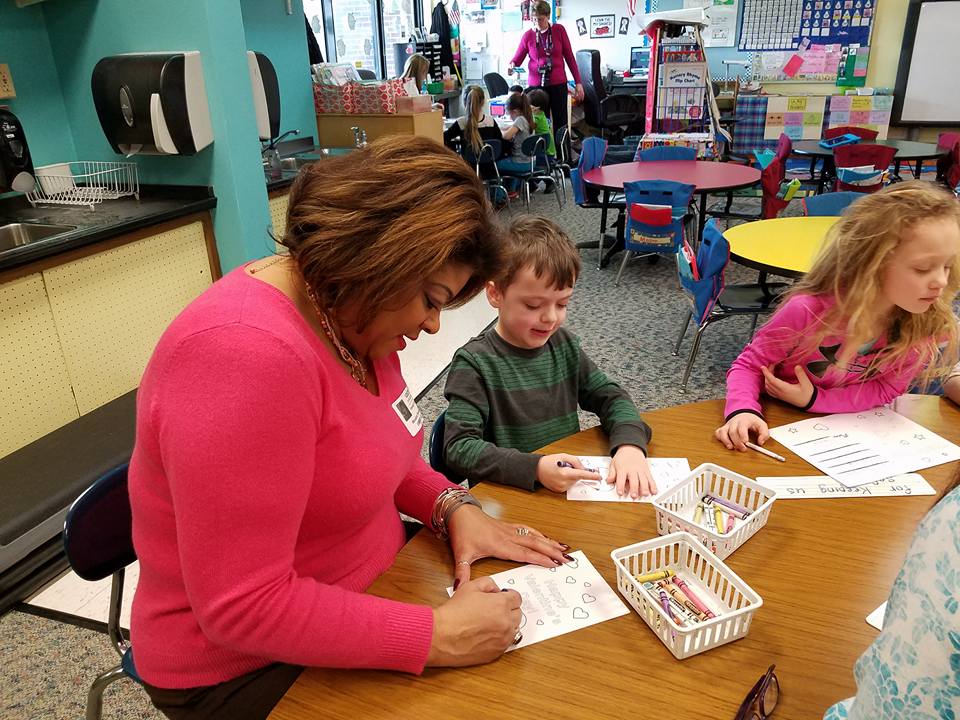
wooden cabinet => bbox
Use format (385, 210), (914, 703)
(316, 110), (443, 146)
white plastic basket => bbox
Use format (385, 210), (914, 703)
(611, 531), (763, 660)
(26, 161), (139, 209)
(653, 463), (776, 560)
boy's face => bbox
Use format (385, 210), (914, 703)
(487, 266), (574, 349)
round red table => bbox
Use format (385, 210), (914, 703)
(581, 160), (761, 265)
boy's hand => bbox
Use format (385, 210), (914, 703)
(761, 365), (814, 408)
(536, 454), (601, 493)
(715, 413), (769, 451)
(608, 445), (656, 499)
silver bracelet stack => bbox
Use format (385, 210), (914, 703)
(431, 487), (482, 540)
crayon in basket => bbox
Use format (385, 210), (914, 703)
(634, 568), (675, 584)
(643, 582), (696, 626)
(657, 580), (707, 620)
(703, 493), (751, 519)
(672, 576), (716, 619)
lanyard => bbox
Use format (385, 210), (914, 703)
(535, 26), (553, 56)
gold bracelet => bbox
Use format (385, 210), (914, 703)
(431, 487), (481, 540)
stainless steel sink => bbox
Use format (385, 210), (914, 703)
(0, 222), (76, 252)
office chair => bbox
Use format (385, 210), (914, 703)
(63, 463), (142, 720)
(357, 68), (377, 80)
(575, 50), (641, 142)
(484, 73), (510, 98)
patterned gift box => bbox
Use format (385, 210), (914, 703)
(350, 79), (407, 114)
(313, 83), (356, 114)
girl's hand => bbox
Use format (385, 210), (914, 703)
(536, 453), (601, 492)
(608, 445), (657, 499)
(427, 577), (522, 666)
(715, 413), (769, 451)
(762, 364), (814, 408)
(447, 505), (569, 589)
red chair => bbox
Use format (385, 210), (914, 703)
(761, 157), (790, 219)
(937, 132), (960, 187)
(824, 126), (879, 141)
(834, 143), (897, 193)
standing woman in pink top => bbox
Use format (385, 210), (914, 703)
(508, 0), (583, 137)
(128, 136), (572, 720)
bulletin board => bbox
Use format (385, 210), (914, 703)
(738, 0), (874, 52)
(763, 95), (826, 139)
(827, 94), (892, 139)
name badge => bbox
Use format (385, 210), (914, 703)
(392, 386), (423, 436)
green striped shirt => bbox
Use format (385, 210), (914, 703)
(442, 327), (651, 490)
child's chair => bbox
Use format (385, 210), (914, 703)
(635, 145), (697, 162)
(937, 132), (960, 188)
(428, 411), (468, 485)
(801, 191), (861, 216)
(673, 220), (788, 393)
(833, 143), (897, 193)
(462, 140), (510, 210)
(572, 136), (626, 268)
(615, 179), (695, 286)
(824, 126), (879, 141)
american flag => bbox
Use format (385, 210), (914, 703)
(627, 0), (637, 16)
(448, 0), (461, 26)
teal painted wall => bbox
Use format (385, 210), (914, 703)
(0, 2), (76, 167)
(240, 0), (316, 142)
(42, 0), (274, 271)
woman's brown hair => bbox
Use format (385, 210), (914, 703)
(402, 53), (430, 88)
(281, 136), (501, 330)
(533, 0), (551, 18)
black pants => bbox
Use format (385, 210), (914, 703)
(542, 82), (569, 135)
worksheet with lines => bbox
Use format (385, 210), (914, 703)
(769, 407), (960, 487)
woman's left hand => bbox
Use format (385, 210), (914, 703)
(448, 505), (570, 589)
(574, 83), (584, 101)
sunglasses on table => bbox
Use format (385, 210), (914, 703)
(734, 664), (779, 720)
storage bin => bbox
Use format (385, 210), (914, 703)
(611, 531), (763, 659)
(652, 463), (776, 559)
(396, 95), (434, 113)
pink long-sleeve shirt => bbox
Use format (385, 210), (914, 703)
(511, 23), (582, 88)
(129, 266), (455, 689)
(724, 293), (923, 420)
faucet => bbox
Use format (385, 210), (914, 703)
(262, 129), (301, 173)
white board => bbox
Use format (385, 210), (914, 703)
(899, 1), (960, 123)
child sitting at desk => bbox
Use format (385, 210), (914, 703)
(443, 85), (503, 156)
(442, 216), (655, 497)
(716, 181), (960, 452)
(495, 93), (535, 196)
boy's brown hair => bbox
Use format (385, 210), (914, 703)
(496, 215), (580, 290)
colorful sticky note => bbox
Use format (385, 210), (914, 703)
(783, 54), (805, 77)
(787, 97), (808, 111)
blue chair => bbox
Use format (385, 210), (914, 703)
(429, 411), (467, 485)
(63, 463), (142, 720)
(672, 220), (789, 392)
(615, 179), (695, 286)
(571, 136), (626, 268)
(801, 191), (861, 216)
(635, 145), (697, 162)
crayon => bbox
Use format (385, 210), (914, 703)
(658, 580), (706, 619)
(635, 568), (675, 584)
(704, 493), (752, 518)
(693, 502), (704, 525)
(714, 506), (725, 535)
(726, 513), (735, 534)
(673, 577), (716, 619)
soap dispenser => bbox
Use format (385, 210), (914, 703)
(0, 108), (36, 193)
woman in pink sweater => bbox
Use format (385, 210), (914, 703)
(716, 181), (960, 451)
(129, 137), (571, 719)
(508, 0), (583, 138)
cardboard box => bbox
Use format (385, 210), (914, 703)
(396, 95), (434, 113)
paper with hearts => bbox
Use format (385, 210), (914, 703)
(446, 551), (629, 650)
(768, 407), (960, 488)
(566, 457), (691, 503)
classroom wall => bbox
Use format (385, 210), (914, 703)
(557, 0), (647, 73)
(0, 3), (76, 168)
(240, 0), (317, 142)
(31, 0), (275, 271)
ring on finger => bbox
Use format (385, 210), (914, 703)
(456, 560), (471, 567)
(516, 527), (530, 537)
(512, 630), (523, 644)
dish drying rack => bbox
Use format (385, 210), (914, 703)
(26, 161), (139, 209)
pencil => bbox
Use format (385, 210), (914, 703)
(745, 441), (785, 462)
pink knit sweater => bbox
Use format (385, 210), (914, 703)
(129, 267), (455, 689)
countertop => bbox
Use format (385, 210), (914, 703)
(0, 184), (216, 272)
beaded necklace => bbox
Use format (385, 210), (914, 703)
(303, 282), (368, 387)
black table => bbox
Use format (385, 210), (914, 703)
(791, 139), (949, 180)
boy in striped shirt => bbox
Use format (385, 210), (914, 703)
(442, 216), (655, 498)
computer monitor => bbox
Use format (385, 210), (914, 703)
(630, 47), (650, 74)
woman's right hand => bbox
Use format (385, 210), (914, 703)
(715, 413), (769, 451)
(507, 62), (515, 76)
(426, 578), (522, 667)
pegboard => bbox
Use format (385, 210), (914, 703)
(0, 273), (79, 457)
(269, 193), (289, 253)
(43, 221), (213, 415)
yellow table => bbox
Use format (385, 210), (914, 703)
(725, 216), (839, 278)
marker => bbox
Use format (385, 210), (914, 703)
(704, 493), (752, 518)
(557, 461), (575, 468)
(714, 506), (725, 535)
(745, 441), (786, 463)
(693, 502), (704, 526)
(673, 577), (716, 619)
(635, 568), (675, 584)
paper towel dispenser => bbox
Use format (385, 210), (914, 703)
(91, 51), (214, 156)
(247, 51), (281, 142)
(0, 109), (36, 193)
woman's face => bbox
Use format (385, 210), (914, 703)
(535, 13), (550, 30)
(344, 262), (474, 360)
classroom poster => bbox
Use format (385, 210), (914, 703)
(739, 0), (873, 52)
(827, 94), (891, 139)
(836, 44), (870, 87)
(589, 14), (615, 38)
(763, 95), (825, 140)
(682, 0), (738, 47)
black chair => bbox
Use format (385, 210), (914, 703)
(429, 412), (467, 485)
(63, 463), (142, 720)
(484, 72), (510, 98)
(357, 68), (377, 80)
(575, 50), (642, 142)
(462, 140), (511, 210)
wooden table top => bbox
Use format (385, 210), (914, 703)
(582, 160), (761, 193)
(725, 215), (840, 278)
(270, 395), (960, 720)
